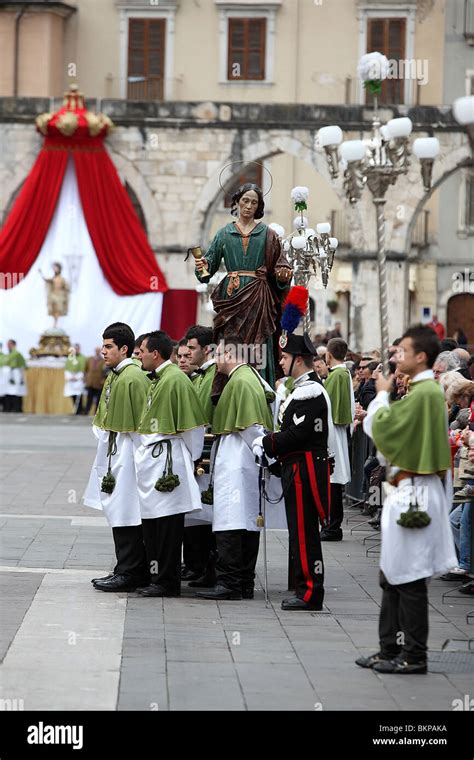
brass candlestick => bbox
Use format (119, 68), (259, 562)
(188, 246), (209, 277)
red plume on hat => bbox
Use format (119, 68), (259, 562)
(280, 286), (309, 348)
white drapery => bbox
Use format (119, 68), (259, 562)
(0, 159), (163, 356)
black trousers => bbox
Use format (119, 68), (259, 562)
(379, 571), (429, 663)
(215, 530), (260, 592)
(71, 394), (84, 414)
(112, 525), (148, 580)
(322, 483), (344, 537)
(142, 513), (185, 593)
(84, 387), (101, 415)
(4, 395), (22, 412)
(183, 524), (216, 575)
(282, 457), (328, 606)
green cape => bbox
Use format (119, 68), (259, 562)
(192, 363), (217, 425)
(138, 362), (208, 434)
(93, 362), (149, 432)
(324, 365), (353, 424)
(212, 364), (273, 435)
(5, 349), (26, 369)
(372, 378), (451, 474)
(65, 353), (87, 372)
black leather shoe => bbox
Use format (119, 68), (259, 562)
(181, 567), (203, 581)
(195, 585), (242, 600)
(320, 531), (343, 542)
(458, 581), (474, 595)
(242, 587), (254, 599)
(135, 584), (180, 597)
(355, 651), (396, 669)
(93, 574), (140, 592)
(91, 573), (114, 584)
(187, 573), (217, 588)
(281, 596), (323, 611)
(373, 658), (427, 674)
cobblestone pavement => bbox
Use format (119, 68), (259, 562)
(0, 414), (472, 711)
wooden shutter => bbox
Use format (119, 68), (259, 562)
(224, 164), (264, 208)
(128, 19), (165, 101)
(366, 17), (406, 104)
(228, 18), (266, 80)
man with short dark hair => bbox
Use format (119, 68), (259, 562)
(134, 330), (207, 597)
(357, 325), (457, 674)
(177, 339), (193, 376)
(83, 322), (150, 592)
(183, 325), (218, 587)
(195, 336), (273, 601)
(321, 337), (355, 541)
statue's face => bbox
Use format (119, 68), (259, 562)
(238, 190), (259, 221)
(54, 265), (61, 275)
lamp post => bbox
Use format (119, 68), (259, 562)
(317, 55), (440, 363)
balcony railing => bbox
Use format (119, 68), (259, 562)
(127, 76), (163, 102)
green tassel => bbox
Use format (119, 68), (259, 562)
(397, 506), (431, 529)
(101, 471), (116, 494)
(154, 473), (180, 492)
(294, 201), (307, 213)
(201, 486), (213, 505)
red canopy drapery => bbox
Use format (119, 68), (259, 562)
(0, 87), (167, 295)
(0, 149), (68, 281)
(161, 289), (199, 340)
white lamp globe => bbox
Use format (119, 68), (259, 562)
(316, 222), (331, 235)
(305, 228), (316, 239)
(412, 137), (440, 159)
(268, 222), (285, 238)
(294, 216), (308, 229)
(340, 140), (366, 162)
(318, 125), (343, 147)
(292, 235), (307, 250)
(386, 117), (413, 139)
(452, 96), (474, 126)
(329, 237), (339, 250)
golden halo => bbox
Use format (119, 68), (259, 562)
(218, 160), (273, 197)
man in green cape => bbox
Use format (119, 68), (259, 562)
(83, 322), (150, 593)
(133, 330), (208, 597)
(181, 325), (218, 588)
(357, 325), (457, 674)
(322, 337), (355, 541)
(195, 335), (273, 601)
(4, 339), (27, 412)
(64, 342), (87, 414)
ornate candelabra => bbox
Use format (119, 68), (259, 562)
(270, 188), (339, 334)
(317, 52), (441, 363)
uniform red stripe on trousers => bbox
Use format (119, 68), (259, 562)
(293, 463), (314, 604)
(305, 452), (328, 528)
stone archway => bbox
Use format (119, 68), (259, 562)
(191, 130), (353, 246)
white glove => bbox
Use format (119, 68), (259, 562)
(252, 435), (264, 459)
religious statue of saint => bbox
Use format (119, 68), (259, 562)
(40, 262), (70, 328)
(194, 183), (292, 390)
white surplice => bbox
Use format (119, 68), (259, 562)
(83, 426), (142, 527)
(212, 424), (265, 533)
(134, 428), (205, 520)
(364, 374), (457, 585)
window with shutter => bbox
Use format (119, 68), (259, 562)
(366, 18), (406, 104)
(223, 164), (264, 208)
(127, 19), (166, 101)
(228, 18), (266, 80)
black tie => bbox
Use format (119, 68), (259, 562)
(194, 368), (206, 376)
(147, 370), (158, 380)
